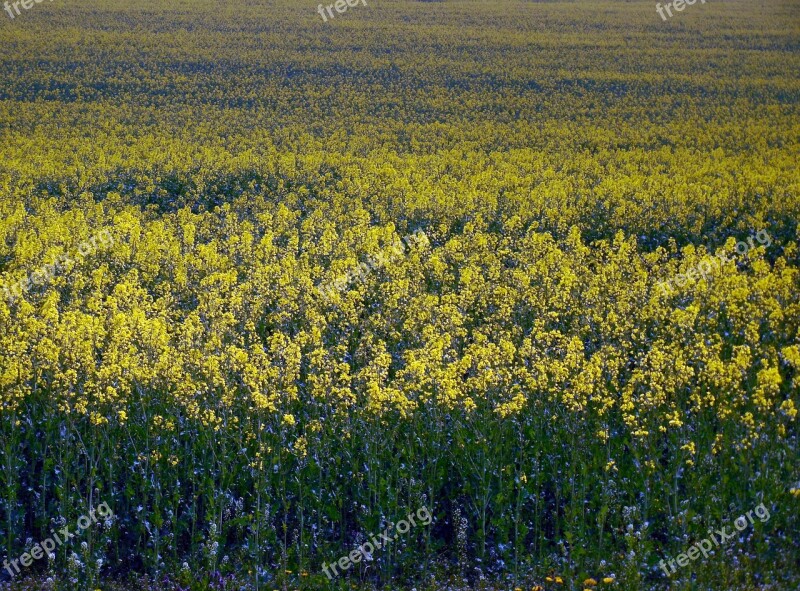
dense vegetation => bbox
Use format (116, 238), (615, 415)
(1, 1), (799, 590)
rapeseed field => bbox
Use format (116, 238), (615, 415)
(0, 1), (798, 590)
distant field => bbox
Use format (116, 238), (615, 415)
(0, 1), (799, 590)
